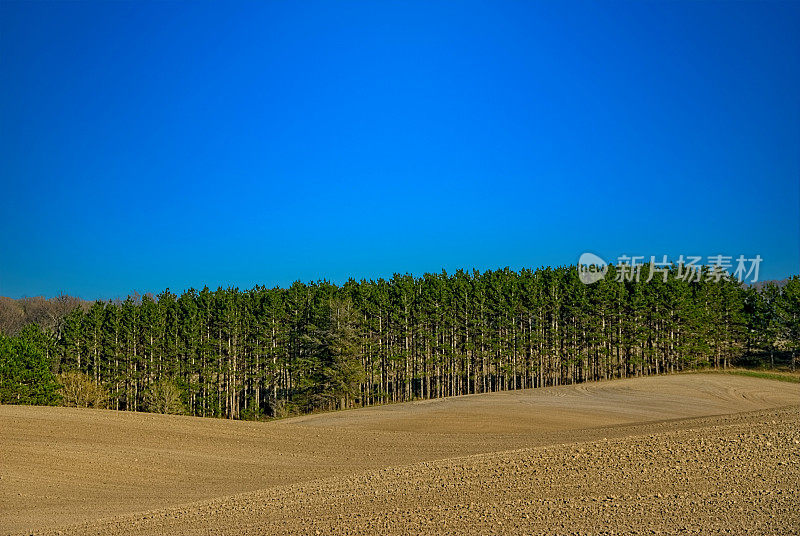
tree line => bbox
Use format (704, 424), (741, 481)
(1, 266), (798, 418)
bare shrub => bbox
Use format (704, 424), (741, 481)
(59, 371), (108, 408)
(268, 398), (299, 419)
(144, 379), (185, 415)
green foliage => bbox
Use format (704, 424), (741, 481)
(2, 269), (798, 418)
(0, 325), (61, 405)
(776, 278), (800, 367)
(300, 296), (365, 411)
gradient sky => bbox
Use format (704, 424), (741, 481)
(1, 0), (798, 299)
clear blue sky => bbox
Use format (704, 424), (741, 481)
(1, 0), (798, 299)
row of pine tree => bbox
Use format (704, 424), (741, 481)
(2, 266), (798, 418)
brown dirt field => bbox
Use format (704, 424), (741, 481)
(2, 373), (799, 535)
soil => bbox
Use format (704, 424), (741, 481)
(2, 373), (798, 535)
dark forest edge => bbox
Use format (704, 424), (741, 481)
(1, 266), (798, 419)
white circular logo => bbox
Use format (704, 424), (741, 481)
(578, 252), (608, 284)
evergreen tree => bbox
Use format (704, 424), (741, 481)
(0, 324), (61, 405)
(1, 265), (795, 417)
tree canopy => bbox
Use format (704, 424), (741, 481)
(1, 267), (797, 418)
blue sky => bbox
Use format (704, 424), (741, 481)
(1, 0), (798, 299)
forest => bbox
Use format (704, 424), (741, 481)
(1, 266), (798, 419)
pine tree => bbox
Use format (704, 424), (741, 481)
(0, 324), (60, 405)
